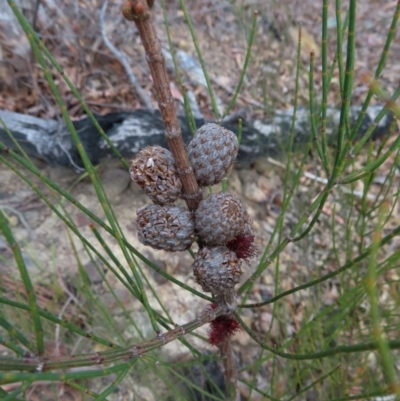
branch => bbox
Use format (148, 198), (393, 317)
(0, 302), (224, 372)
(218, 336), (239, 400)
(122, 0), (202, 211)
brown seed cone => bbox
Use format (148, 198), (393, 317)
(192, 246), (242, 294)
(129, 146), (182, 205)
(195, 193), (252, 245)
(188, 123), (238, 187)
(136, 205), (195, 251)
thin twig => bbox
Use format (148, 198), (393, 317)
(0, 205), (34, 239)
(218, 334), (239, 400)
(123, 0), (202, 211)
(266, 156), (385, 201)
(56, 141), (85, 173)
(54, 295), (74, 356)
(0, 304), (225, 371)
(100, 0), (154, 112)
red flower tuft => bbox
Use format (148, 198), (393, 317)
(226, 233), (258, 262)
(208, 315), (241, 346)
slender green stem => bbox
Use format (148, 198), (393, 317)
(0, 314), (35, 352)
(70, 236), (127, 346)
(239, 188), (326, 293)
(237, 118), (243, 145)
(326, 391), (395, 401)
(169, 369), (224, 401)
(287, 365), (342, 401)
(347, 86), (400, 160)
(335, 0), (344, 97)
(335, 1), (354, 150)
(82, 241), (144, 338)
(239, 379), (281, 401)
(309, 51), (325, 170)
(235, 312), (400, 360)
(287, 25), (302, 155)
(349, 0), (400, 143)
(240, 222), (400, 308)
(332, 0), (356, 178)
(262, 24), (304, 383)
(0, 382), (31, 401)
(340, 108), (400, 184)
(0, 296), (122, 349)
(159, 0), (197, 134)
(320, 0), (329, 170)
(364, 205), (400, 397)
(222, 11), (258, 119)
(0, 211), (44, 356)
(0, 117), (31, 164)
(177, 0), (220, 120)
(64, 380), (103, 399)
(0, 334), (31, 357)
(90, 225), (140, 297)
(291, 190), (330, 241)
(94, 364), (133, 401)
(0, 364), (128, 385)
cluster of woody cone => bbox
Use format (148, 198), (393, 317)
(130, 123), (256, 311)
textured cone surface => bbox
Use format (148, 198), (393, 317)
(129, 146), (182, 205)
(136, 205), (195, 251)
(195, 193), (252, 245)
(188, 123), (238, 186)
(192, 246), (242, 293)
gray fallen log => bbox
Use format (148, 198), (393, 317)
(0, 106), (394, 172)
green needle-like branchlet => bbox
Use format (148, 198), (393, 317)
(222, 10), (258, 119)
(0, 211), (44, 356)
(177, 0), (220, 121)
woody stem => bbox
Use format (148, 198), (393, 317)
(122, 0), (202, 211)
